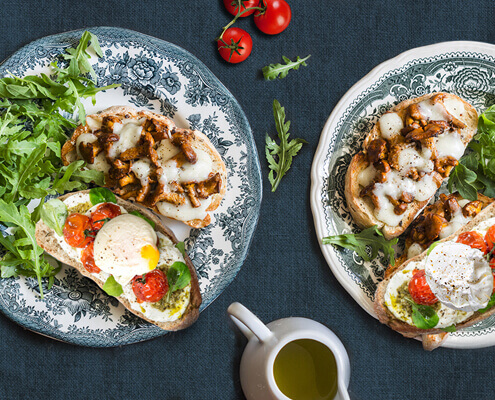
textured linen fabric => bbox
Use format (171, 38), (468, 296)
(1, 0), (495, 399)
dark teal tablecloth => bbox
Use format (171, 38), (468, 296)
(1, 1), (495, 399)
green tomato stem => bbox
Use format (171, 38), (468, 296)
(217, 5), (265, 41)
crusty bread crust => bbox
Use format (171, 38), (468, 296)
(344, 93), (478, 240)
(374, 201), (495, 340)
(35, 190), (202, 331)
(61, 106), (227, 229)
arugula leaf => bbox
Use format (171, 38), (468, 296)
(129, 210), (155, 229)
(165, 262), (191, 302)
(0, 32), (120, 293)
(322, 225), (397, 265)
(40, 198), (67, 236)
(265, 99), (307, 192)
(175, 242), (186, 257)
(102, 275), (123, 297)
(89, 187), (117, 205)
(0, 200), (45, 296)
(262, 55), (311, 81)
(449, 105), (495, 198)
(406, 298), (439, 329)
(478, 293), (495, 313)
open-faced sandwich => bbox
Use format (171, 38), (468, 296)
(374, 201), (495, 348)
(35, 188), (202, 331)
(61, 106), (227, 229)
(345, 93), (478, 239)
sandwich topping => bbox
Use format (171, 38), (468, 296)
(405, 193), (487, 259)
(54, 191), (191, 323)
(384, 218), (495, 329)
(66, 112), (222, 223)
(357, 94), (471, 227)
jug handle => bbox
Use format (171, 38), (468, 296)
(227, 302), (274, 343)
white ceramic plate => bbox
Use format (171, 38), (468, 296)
(311, 41), (495, 349)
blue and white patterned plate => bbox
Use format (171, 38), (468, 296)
(0, 27), (262, 346)
(311, 41), (495, 349)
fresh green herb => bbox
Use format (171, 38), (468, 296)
(89, 187), (117, 205)
(265, 99), (307, 192)
(165, 261), (191, 302)
(175, 242), (186, 257)
(262, 55), (311, 81)
(129, 210), (155, 229)
(441, 325), (457, 333)
(406, 298), (439, 329)
(0, 32), (119, 294)
(40, 198), (67, 236)
(427, 241), (440, 255)
(322, 225), (397, 265)
(478, 293), (495, 313)
(449, 105), (495, 199)
(102, 275), (123, 297)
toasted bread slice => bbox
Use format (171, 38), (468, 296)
(35, 190), (202, 331)
(374, 201), (495, 344)
(345, 93), (478, 240)
(61, 106), (227, 229)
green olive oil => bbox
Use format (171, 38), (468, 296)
(273, 339), (338, 400)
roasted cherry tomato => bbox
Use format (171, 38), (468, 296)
(485, 225), (495, 252)
(217, 27), (253, 63)
(457, 231), (488, 254)
(63, 213), (93, 248)
(223, 0), (258, 16)
(408, 269), (438, 306)
(90, 202), (122, 231)
(132, 269), (169, 303)
(254, 0), (291, 35)
(81, 242), (100, 274)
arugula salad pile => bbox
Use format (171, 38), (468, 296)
(0, 31), (118, 296)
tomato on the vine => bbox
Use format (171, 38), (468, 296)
(63, 213), (93, 248)
(132, 269), (169, 303)
(223, 0), (258, 17)
(217, 27), (253, 63)
(90, 202), (121, 231)
(457, 231), (488, 254)
(254, 0), (291, 35)
(81, 242), (100, 274)
(408, 269), (438, 306)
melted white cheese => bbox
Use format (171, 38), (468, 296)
(417, 100), (450, 121)
(439, 209), (471, 239)
(107, 119), (144, 159)
(131, 159), (152, 186)
(379, 112), (403, 140)
(435, 131), (465, 160)
(357, 164), (376, 188)
(157, 196), (213, 222)
(397, 147), (434, 176)
(76, 133), (97, 158)
(442, 98), (466, 119)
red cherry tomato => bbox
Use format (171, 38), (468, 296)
(63, 213), (93, 248)
(485, 225), (495, 252)
(81, 242), (100, 274)
(223, 0), (258, 17)
(254, 0), (291, 35)
(457, 231), (488, 254)
(217, 27), (253, 63)
(90, 202), (121, 231)
(132, 270), (169, 303)
(408, 269), (438, 306)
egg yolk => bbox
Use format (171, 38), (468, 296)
(141, 244), (160, 270)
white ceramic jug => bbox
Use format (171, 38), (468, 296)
(228, 302), (351, 400)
